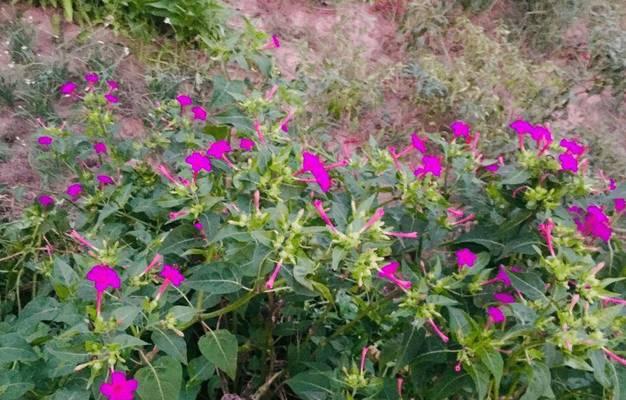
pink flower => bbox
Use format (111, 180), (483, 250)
(254, 120), (266, 144)
(265, 260), (283, 289)
(530, 125), (552, 145)
(191, 106), (207, 121)
(538, 218), (556, 257)
(487, 306), (505, 323)
(456, 248), (477, 269)
(485, 163), (500, 172)
(360, 346), (369, 374)
(68, 229), (98, 251)
(570, 205), (612, 242)
(603, 348), (626, 367)
(66, 183), (83, 199)
(176, 94), (193, 108)
(97, 175), (115, 186)
(385, 231), (418, 239)
(100, 370), (138, 400)
(377, 261), (412, 290)
(615, 198), (625, 213)
(194, 221), (204, 232)
(312, 199), (336, 231)
(362, 208), (384, 232)
(106, 80), (119, 91)
(185, 152), (212, 174)
(411, 132), (427, 153)
(509, 119), (533, 135)
(37, 194), (54, 208)
(279, 109), (295, 133)
(94, 142), (108, 155)
(559, 152), (579, 173)
(85, 72), (99, 85)
(207, 140), (232, 159)
(301, 151), (332, 192)
(156, 265), (185, 300)
(609, 178), (617, 191)
(38, 136), (53, 148)
(86, 265), (121, 316)
(141, 254), (163, 276)
(482, 265), (512, 287)
(494, 292), (516, 304)
(414, 155), (442, 178)
(450, 120), (471, 140)
(239, 138), (255, 151)
(59, 81), (77, 95)
(157, 164), (180, 185)
(169, 210), (189, 220)
(427, 318), (449, 343)
(271, 34), (281, 48)
(559, 138), (585, 156)
(104, 94), (119, 104)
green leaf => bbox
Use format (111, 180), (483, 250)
(136, 356), (182, 400)
(170, 306), (196, 324)
(198, 329), (238, 380)
(0, 333), (38, 363)
(211, 109), (253, 133)
(286, 371), (335, 400)
(187, 266), (245, 294)
(0, 370), (34, 400)
(479, 349), (503, 390)
(52, 387), (90, 400)
(187, 356), (214, 387)
(53, 258), (78, 287)
(520, 363), (554, 400)
(210, 76), (246, 108)
(468, 364), (490, 400)
(110, 334), (148, 349)
(151, 329), (188, 365)
(510, 273), (548, 302)
(111, 306), (141, 330)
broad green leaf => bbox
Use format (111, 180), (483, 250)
(510, 273), (548, 302)
(0, 333), (38, 363)
(170, 306), (196, 325)
(110, 334), (148, 349)
(53, 258), (78, 287)
(136, 356), (182, 400)
(0, 370), (34, 400)
(187, 266), (245, 294)
(187, 356), (214, 386)
(152, 329), (187, 365)
(479, 349), (503, 390)
(111, 306), (141, 330)
(211, 109), (253, 133)
(468, 364), (490, 400)
(286, 371), (335, 400)
(520, 363), (555, 400)
(210, 76), (246, 108)
(198, 329), (238, 380)
(52, 387), (90, 400)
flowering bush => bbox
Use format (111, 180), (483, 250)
(1, 74), (625, 400)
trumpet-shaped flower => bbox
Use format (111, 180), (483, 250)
(60, 81), (77, 95)
(411, 132), (427, 153)
(301, 151), (331, 192)
(104, 94), (119, 104)
(559, 138), (585, 155)
(414, 155), (442, 178)
(94, 142), (108, 155)
(97, 175), (114, 186)
(106, 80), (119, 91)
(377, 261), (412, 290)
(100, 370), (138, 400)
(191, 106), (207, 121)
(559, 152), (579, 173)
(570, 205), (612, 242)
(427, 318), (449, 343)
(487, 306), (505, 323)
(450, 120), (471, 140)
(86, 265), (121, 316)
(482, 265), (512, 287)
(456, 248), (477, 269)
(265, 260), (283, 289)
(38, 136), (53, 148)
(176, 94), (192, 108)
(66, 183), (83, 200)
(538, 218), (556, 257)
(156, 265), (185, 300)
(85, 72), (99, 85)
(207, 140), (232, 159)
(509, 119), (533, 135)
(312, 199), (335, 230)
(615, 198), (625, 213)
(185, 152), (212, 174)
(38, 194), (54, 208)
(239, 138), (255, 151)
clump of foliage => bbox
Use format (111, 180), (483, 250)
(0, 71), (625, 400)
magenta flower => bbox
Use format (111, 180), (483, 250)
(487, 306), (505, 323)
(362, 208), (385, 232)
(38, 136), (53, 148)
(411, 132), (427, 153)
(169, 210), (189, 220)
(106, 80), (119, 91)
(59, 81), (77, 95)
(194, 221), (204, 232)
(530, 125), (551, 144)
(559, 138), (585, 155)
(538, 218), (556, 257)
(615, 198), (625, 213)
(456, 248), (477, 269)
(254, 120), (266, 144)
(301, 151), (332, 192)
(494, 292), (516, 304)
(141, 253), (163, 276)
(312, 199), (336, 231)
(176, 94), (193, 108)
(37, 194), (54, 208)
(570, 205), (612, 242)
(85, 72), (99, 85)
(239, 138), (255, 151)
(482, 265), (512, 287)
(100, 370), (138, 400)
(185, 152), (212, 174)
(603, 348), (626, 367)
(485, 163), (500, 172)
(86, 264), (121, 316)
(559, 152), (579, 173)
(191, 106), (207, 121)
(66, 183), (83, 200)
(377, 261), (412, 290)
(509, 119), (533, 135)
(609, 178), (617, 191)
(265, 260), (283, 290)
(68, 229), (98, 251)
(427, 318), (449, 343)
(450, 120), (471, 140)
(97, 175), (115, 186)
(414, 155), (442, 178)
(360, 346), (369, 374)
(207, 140), (232, 159)
(104, 94), (119, 104)
(272, 34), (281, 48)
(156, 265), (185, 299)
(94, 142), (108, 155)
(279, 109), (295, 133)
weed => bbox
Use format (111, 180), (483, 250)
(6, 21), (36, 64)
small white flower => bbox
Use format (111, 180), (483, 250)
(21, 45), (28, 51)
(124, 47), (130, 56)
(8, 63), (14, 69)
(164, 17), (171, 25)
